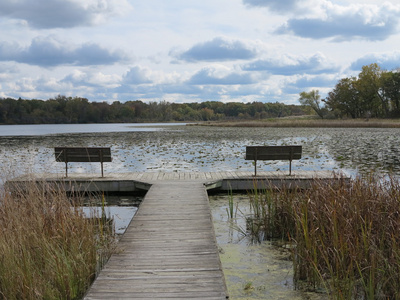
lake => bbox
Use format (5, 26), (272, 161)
(0, 123), (399, 178)
(1, 123), (398, 299)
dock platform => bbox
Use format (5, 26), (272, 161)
(7, 171), (346, 299)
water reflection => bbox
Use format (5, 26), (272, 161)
(80, 193), (142, 235)
(209, 194), (327, 300)
(0, 123), (184, 136)
(0, 125), (399, 178)
(81, 206), (138, 235)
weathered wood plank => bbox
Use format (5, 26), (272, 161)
(84, 180), (228, 299)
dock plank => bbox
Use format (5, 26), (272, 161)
(84, 180), (228, 299)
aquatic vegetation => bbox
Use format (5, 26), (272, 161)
(1, 125), (400, 177)
(245, 174), (400, 298)
(210, 194), (325, 300)
(0, 180), (116, 299)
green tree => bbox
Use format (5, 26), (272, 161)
(298, 90), (327, 118)
(325, 77), (362, 118)
(356, 63), (385, 117)
(380, 70), (400, 117)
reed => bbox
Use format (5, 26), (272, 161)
(246, 174), (400, 298)
(226, 189), (236, 219)
(246, 184), (296, 243)
(0, 180), (116, 299)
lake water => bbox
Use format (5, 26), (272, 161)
(210, 194), (328, 300)
(0, 123), (182, 136)
(0, 123), (399, 178)
(2, 123), (398, 299)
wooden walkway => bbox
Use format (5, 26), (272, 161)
(84, 179), (229, 299)
(8, 171), (346, 299)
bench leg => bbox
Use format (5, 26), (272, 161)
(289, 159), (292, 176)
(101, 162), (104, 178)
(65, 162), (68, 178)
(254, 159), (257, 177)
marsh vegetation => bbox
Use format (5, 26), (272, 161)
(1, 124), (400, 177)
(238, 174), (400, 298)
(0, 182), (116, 299)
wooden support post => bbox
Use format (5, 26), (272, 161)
(254, 147), (258, 177)
(64, 149), (68, 177)
(289, 147), (294, 176)
(99, 149), (104, 177)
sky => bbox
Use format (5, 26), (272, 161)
(0, 0), (400, 105)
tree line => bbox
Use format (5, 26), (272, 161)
(300, 63), (400, 119)
(0, 96), (309, 124)
(3, 63), (398, 124)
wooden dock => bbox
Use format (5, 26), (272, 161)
(85, 180), (228, 299)
(7, 171), (347, 299)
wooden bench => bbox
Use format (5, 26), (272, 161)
(245, 145), (302, 176)
(55, 147), (112, 177)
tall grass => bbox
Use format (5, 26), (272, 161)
(246, 175), (400, 298)
(246, 184), (296, 243)
(0, 180), (115, 299)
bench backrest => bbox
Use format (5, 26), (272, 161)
(245, 145), (302, 161)
(55, 147), (112, 163)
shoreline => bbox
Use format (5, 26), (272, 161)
(192, 118), (400, 128)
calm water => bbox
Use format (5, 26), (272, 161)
(2, 123), (398, 299)
(0, 123), (183, 136)
(210, 194), (328, 300)
(0, 123), (399, 178)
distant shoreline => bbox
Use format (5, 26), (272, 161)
(192, 118), (400, 128)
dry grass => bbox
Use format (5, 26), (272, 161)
(247, 175), (400, 298)
(197, 118), (400, 128)
(0, 180), (115, 299)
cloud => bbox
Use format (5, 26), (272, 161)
(350, 52), (400, 71)
(187, 66), (256, 85)
(123, 66), (153, 85)
(282, 75), (337, 95)
(0, 36), (127, 66)
(62, 70), (121, 88)
(0, 0), (131, 29)
(242, 0), (299, 13)
(293, 75), (337, 88)
(0, 64), (18, 82)
(172, 37), (258, 62)
(243, 53), (339, 75)
(275, 2), (400, 41)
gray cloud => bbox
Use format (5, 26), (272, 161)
(275, 4), (400, 41)
(293, 76), (336, 89)
(0, 36), (127, 67)
(172, 37), (258, 62)
(282, 75), (336, 95)
(243, 53), (339, 75)
(242, 0), (299, 13)
(0, 0), (128, 29)
(112, 83), (205, 101)
(123, 66), (152, 85)
(350, 52), (400, 71)
(187, 68), (255, 85)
